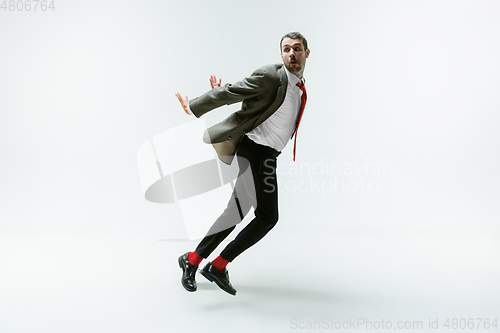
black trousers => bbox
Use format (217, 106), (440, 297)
(195, 135), (281, 262)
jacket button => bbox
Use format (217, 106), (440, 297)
(228, 136), (232, 139)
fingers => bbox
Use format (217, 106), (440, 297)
(209, 75), (221, 89)
(175, 93), (186, 103)
(175, 93), (187, 102)
(175, 93), (190, 115)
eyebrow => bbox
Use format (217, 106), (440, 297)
(282, 43), (303, 49)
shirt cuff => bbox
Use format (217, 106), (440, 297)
(186, 105), (193, 115)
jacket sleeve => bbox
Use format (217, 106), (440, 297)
(188, 67), (269, 118)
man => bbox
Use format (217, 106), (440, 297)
(175, 32), (310, 296)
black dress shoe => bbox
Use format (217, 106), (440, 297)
(200, 262), (237, 296)
(178, 252), (198, 292)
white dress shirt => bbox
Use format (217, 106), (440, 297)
(246, 66), (304, 152)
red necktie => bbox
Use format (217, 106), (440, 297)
(291, 81), (307, 161)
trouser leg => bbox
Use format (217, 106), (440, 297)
(220, 151), (279, 262)
(194, 136), (280, 261)
(194, 153), (255, 258)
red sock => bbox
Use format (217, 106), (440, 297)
(188, 251), (203, 266)
(211, 255), (229, 271)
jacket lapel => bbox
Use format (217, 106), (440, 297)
(251, 65), (288, 130)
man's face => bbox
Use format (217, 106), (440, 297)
(280, 37), (310, 78)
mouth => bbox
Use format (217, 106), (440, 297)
(290, 59), (298, 65)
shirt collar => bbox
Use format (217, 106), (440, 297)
(283, 65), (304, 87)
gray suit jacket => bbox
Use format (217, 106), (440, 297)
(189, 64), (288, 164)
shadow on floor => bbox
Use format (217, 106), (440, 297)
(196, 281), (344, 312)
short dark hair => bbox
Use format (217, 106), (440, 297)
(280, 32), (308, 51)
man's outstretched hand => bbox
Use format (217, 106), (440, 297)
(175, 76), (221, 115)
(210, 75), (221, 89)
(175, 93), (190, 115)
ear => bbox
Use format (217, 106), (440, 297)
(305, 48), (310, 58)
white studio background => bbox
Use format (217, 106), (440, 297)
(1, 1), (499, 333)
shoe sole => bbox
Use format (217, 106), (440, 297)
(199, 269), (236, 296)
(178, 256), (196, 292)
